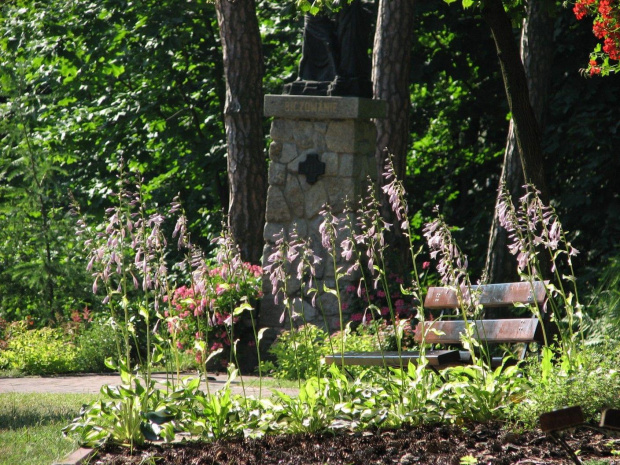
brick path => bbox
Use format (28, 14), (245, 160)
(0, 373), (296, 397)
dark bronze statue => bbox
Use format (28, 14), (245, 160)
(284, 0), (373, 98)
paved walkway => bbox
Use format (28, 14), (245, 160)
(0, 373), (297, 397)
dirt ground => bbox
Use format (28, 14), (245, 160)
(93, 422), (620, 464)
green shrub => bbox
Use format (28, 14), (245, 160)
(266, 324), (329, 380)
(266, 323), (380, 380)
(1, 322), (80, 375)
(511, 344), (620, 427)
(75, 322), (118, 373)
(0, 320), (118, 375)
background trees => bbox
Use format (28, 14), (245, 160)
(1, 0), (229, 321)
(0, 0), (618, 325)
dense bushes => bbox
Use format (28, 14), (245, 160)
(0, 320), (116, 375)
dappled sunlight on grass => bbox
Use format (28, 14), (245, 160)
(0, 393), (99, 465)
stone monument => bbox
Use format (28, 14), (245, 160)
(259, 1), (385, 348)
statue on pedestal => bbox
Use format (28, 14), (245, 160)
(284, 0), (374, 98)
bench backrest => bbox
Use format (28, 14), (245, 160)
(414, 281), (547, 345)
(424, 281), (547, 310)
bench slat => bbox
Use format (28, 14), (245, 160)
(325, 349), (461, 367)
(414, 318), (542, 344)
(424, 281), (547, 310)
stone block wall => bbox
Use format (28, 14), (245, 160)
(260, 95), (386, 347)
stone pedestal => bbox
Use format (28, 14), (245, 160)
(260, 95), (386, 344)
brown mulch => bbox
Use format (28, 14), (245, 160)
(93, 422), (620, 464)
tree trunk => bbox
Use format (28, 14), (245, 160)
(371, 0), (415, 272)
(481, 0), (549, 200)
(215, 0), (267, 264)
(484, 0), (554, 283)
(372, 0), (414, 192)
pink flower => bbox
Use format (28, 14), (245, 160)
(210, 342), (223, 351)
(351, 313), (363, 322)
(422, 261), (430, 270)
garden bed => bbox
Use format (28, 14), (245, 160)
(93, 422), (619, 464)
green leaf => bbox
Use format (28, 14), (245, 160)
(233, 302), (252, 316)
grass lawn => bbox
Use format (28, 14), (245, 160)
(0, 375), (296, 465)
(0, 392), (99, 465)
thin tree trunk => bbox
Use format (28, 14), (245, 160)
(371, 0), (414, 272)
(481, 0), (549, 200)
(215, 0), (267, 264)
(485, 0), (554, 283)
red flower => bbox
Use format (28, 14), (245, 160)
(603, 36), (620, 60)
(574, 2), (588, 20)
(593, 19), (610, 39)
(589, 59), (602, 75)
(599, 0), (613, 18)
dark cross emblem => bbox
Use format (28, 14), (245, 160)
(298, 153), (325, 184)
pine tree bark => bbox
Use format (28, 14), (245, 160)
(215, 0), (267, 264)
(484, 0), (554, 282)
(371, 0), (414, 273)
(372, 0), (414, 190)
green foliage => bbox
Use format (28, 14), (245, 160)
(63, 366), (196, 448)
(265, 324), (378, 380)
(407, 1), (507, 269)
(442, 362), (528, 423)
(258, 0), (302, 95)
(0, 0), (229, 324)
(75, 322), (119, 373)
(0, 322), (80, 375)
(509, 344), (620, 427)
(584, 255), (620, 343)
(190, 367), (250, 440)
(266, 324), (330, 380)
(0, 320), (117, 375)
(0, 67), (94, 323)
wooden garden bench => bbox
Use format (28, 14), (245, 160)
(325, 281), (548, 369)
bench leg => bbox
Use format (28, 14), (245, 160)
(550, 432), (583, 465)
